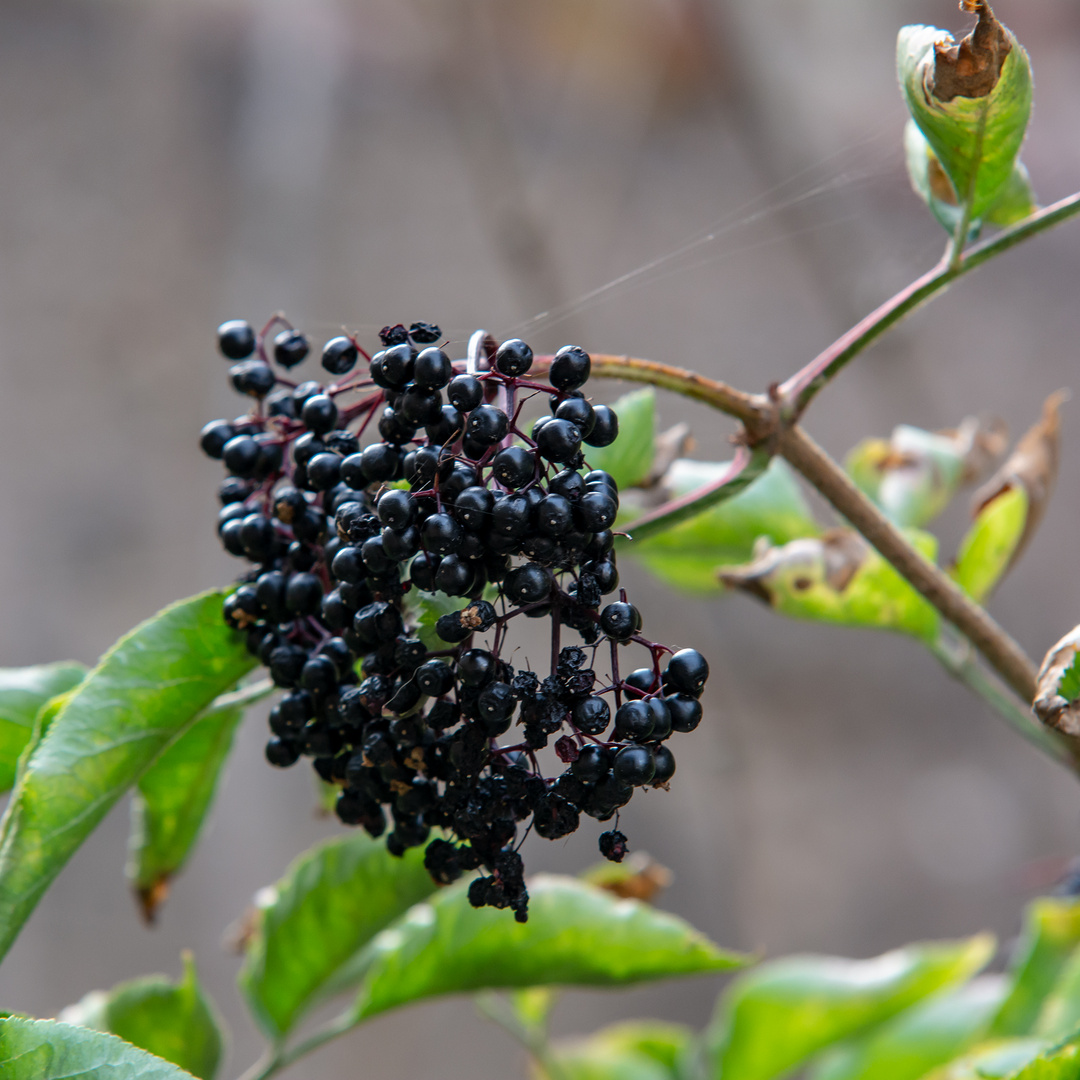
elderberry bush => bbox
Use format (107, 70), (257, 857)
(202, 317), (710, 920)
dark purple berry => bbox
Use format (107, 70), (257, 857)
(651, 745), (676, 785)
(549, 345), (591, 390)
(273, 329), (310, 369)
(504, 563), (551, 605)
(575, 491), (618, 531)
(492, 446), (535, 488)
(285, 572), (323, 616)
(555, 396), (595, 435)
(667, 694), (703, 732)
(217, 319), (256, 360)
(494, 338), (533, 376)
(663, 649), (709, 697)
(614, 699), (653, 741)
(306, 452), (341, 490)
(200, 420), (234, 459)
(458, 649), (496, 687)
(266, 737), (301, 767)
(585, 405), (618, 447)
(301, 394), (338, 434)
(536, 418), (582, 464)
(321, 336), (358, 375)
(414, 347), (453, 389)
(573, 696), (610, 735)
(548, 469), (585, 502)
(613, 744), (655, 786)
(447, 374), (483, 412)
(230, 360), (276, 398)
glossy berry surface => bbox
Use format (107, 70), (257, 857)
(202, 317), (711, 921)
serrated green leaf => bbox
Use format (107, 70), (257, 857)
(60, 954), (224, 1080)
(0, 1017), (197, 1080)
(0, 663), (87, 793)
(128, 683), (272, 921)
(627, 459), (819, 594)
(898, 8), (1032, 220)
(0, 591), (255, 965)
(706, 933), (994, 1080)
(809, 976), (1005, 1080)
(991, 900), (1080, 1038)
(585, 389), (655, 490)
(952, 485), (1028, 603)
(719, 530), (941, 642)
(238, 831), (439, 1040)
(351, 874), (744, 1023)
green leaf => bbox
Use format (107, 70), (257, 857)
(706, 933), (994, 1080)
(626, 459), (820, 594)
(583, 1021), (696, 1075)
(0, 591), (255, 965)
(845, 423), (974, 529)
(238, 831), (439, 1041)
(585, 389), (656, 490)
(0, 1017), (197, 1080)
(809, 976), (1006, 1080)
(1059, 656), (1080, 705)
(60, 953), (224, 1079)
(718, 529), (941, 643)
(1005, 1040), (1080, 1080)
(902, 123), (1035, 236)
(921, 1038), (1045, 1079)
(952, 485), (1028, 603)
(1035, 947), (1080, 1042)
(128, 681), (273, 922)
(542, 1043), (674, 1080)
(991, 899), (1080, 1037)
(0, 663), (86, 793)
(898, 7), (1032, 220)
(351, 874), (744, 1023)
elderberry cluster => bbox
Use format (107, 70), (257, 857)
(201, 317), (710, 920)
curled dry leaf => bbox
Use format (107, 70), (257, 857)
(588, 854), (673, 904)
(1034, 626), (1080, 737)
(970, 389), (1067, 570)
(932, 0), (1012, 102)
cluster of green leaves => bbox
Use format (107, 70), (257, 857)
(536, 898), (1080, 1080)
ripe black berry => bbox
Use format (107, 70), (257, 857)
(536, 418), (582, 464)
(413, 348), (453, 390)
(585, 404), (619, 447)
(652, 745), (676, 785)
(613, 745), (655, 786)
(573, 696), (610, 735)
(494, 338), (533, 376)
(301, 394), (339, 435)
(575, 491), (618, 531)
(667, 694), (703, 732)
(549, 345), (591, 390)
(504, 563), (551, 605)
(447, 374), (483, 412)
(217, 320), (256, 360)
(230, 360), (276, 398)
(273, 329), (310, 369)
(466, 405), (509, 446)
(266, 737), (301, 768)
(492, 446), (535, 488)
(663, 649), (710, 697)
(322, 336), (358, 376)
(614, 699), (654, 741)
(600, 602), (642, 642)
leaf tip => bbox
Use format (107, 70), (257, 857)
(136, 876), (171, 925)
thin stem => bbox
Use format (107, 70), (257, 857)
(929, 637), (1075, 766)
(617, 445), (766, 543)
(948, 102), (989, 272)
(779, 190), (1080, 419)
(535, 354), (768, 426)
(475, 992), (569, 1080)
(237, 1013), (358, 1080)
(776, 423), (1038, 702)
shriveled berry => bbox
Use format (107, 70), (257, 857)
(599, 829), (628, 862)
(532, 792), (579, 839)
(573, 696), (610, 734)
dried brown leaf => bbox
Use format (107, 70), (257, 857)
(970, 389), (1067, 570)
(932, 1), (1012, 102)
(1034, 626), (1080, 736)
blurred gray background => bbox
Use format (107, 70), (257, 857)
(1, 0), (1079, 1076)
